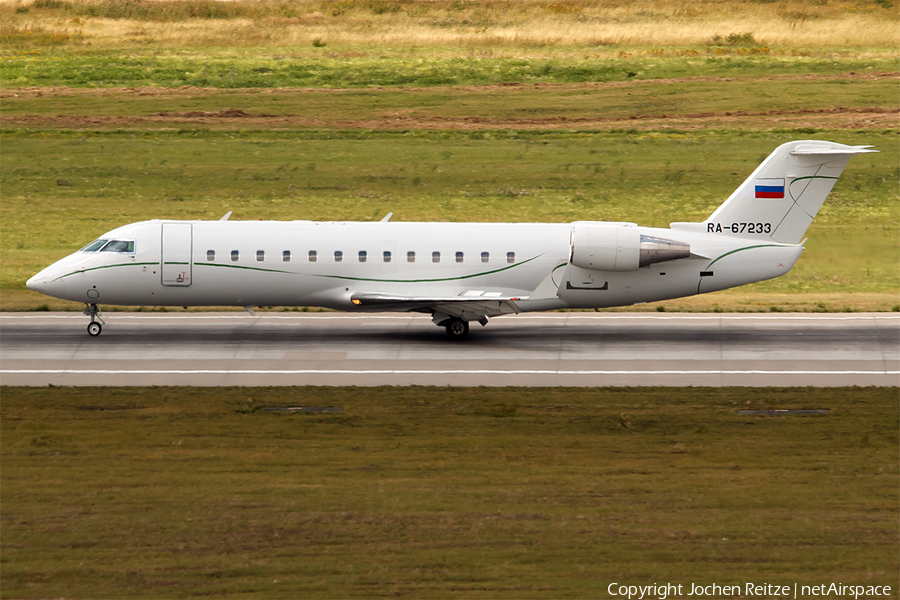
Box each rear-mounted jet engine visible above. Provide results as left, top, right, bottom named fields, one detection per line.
left=570, top=224, right=691, bottom=271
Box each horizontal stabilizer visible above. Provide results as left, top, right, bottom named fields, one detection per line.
left=791, top=143, right=876, bottom=156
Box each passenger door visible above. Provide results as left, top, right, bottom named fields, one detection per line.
left=161, top=223, right=192, bottom=286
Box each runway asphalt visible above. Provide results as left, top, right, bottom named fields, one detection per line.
left=1, top=312, right=898, bottom=387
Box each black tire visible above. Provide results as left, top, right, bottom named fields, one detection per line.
left=445, top=318, right=469, bottom=338
left=87, top=322, right=102, bottom=336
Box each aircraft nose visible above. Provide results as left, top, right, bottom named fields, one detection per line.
left=26, top=273, right=47, bottom=293
left=26, top=268, right=68, bottom=300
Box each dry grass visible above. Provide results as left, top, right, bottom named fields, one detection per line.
left=1, top=0, right=898, bottom=51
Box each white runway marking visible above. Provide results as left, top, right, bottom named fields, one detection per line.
left=4, top=369, right=898, bottom=376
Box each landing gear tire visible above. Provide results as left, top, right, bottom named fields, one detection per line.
left=445, top=318, right=469, bottom=338
left=84, top=303, right=105, bottom=336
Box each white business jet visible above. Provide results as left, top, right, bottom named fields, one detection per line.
left=27, top=140, right=874, bottom=337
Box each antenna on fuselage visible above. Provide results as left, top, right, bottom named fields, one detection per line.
left=220, top=211, right=233, bottom=222
left=380, top=212, right=393, bottom=222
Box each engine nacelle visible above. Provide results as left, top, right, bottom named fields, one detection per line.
left=570, top=224, right=690, bottom=271
left=571, top=224, right=641, bottom=271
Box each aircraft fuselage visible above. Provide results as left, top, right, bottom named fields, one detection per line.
left=27, top=219, right=801, bottom=311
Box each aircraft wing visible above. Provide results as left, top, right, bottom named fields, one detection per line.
left=349, top=291, right=523, bottom=323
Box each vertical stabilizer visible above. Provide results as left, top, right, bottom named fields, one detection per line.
left=703, top=141, right=876, bottom=244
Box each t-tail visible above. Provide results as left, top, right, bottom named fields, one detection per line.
left=690, top=141, right=876, bottom=244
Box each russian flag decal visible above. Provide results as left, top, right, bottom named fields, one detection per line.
left=755, top=178, right=785, bottom=199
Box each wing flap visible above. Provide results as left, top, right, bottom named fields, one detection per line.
left=351, top=293, right=522, bottom=305
left=349, top=292, right=522, bottom=321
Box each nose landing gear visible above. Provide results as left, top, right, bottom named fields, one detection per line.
left=84, top=303, right=105, bottom=336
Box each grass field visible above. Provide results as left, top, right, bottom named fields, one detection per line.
left=3, top=52, right=899, bottom=89
left=1, top=386, right=897, bottom=598
left=1, top=0, right=898, bottom=90
left=1, top=0, right=898, bottom=51
left=3, top=74, right=898, bottom=125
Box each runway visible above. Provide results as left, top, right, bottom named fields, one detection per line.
left=1, top=312, right=897, bottom=387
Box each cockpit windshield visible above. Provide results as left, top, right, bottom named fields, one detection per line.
left=79, top=239, right=135, bottom=253
left=80, top=239, right=108, bottom=252
left=101, top=240, right=135, bottom=253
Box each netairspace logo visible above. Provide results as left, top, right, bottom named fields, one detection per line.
left=606, top=582, right=893, bottom=599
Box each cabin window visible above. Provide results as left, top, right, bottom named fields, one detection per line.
left=256, top=250, right=265, bottom=262
left=359, top=250, right=367, bottom=263
left=456, top=251, right=464, bottom=263
left=383, top=251, right=391, bottom=263
left=80, top=239, right=108, bottom=253
left=481, top=251, right=490, bottom=263
left=432, top=251, right=441, bottom=263
left=231, top=250, right=239, bottom=262
left=101, top=240, right=135, bottom=253
left=334, top=250, right=343, bottom=263
left=207, top=250, right=215, bottom=261
left=305, top=250, right=314, bottom=263
left=507, top=251, right=516, bottom=264
left=407, top=251, right=416, bottom=263
left=284, top=250, right=292, bottom=262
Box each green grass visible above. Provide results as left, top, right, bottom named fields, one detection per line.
left=2, top=50, right=897, bottom=88
left=1, top=130, right=896, bottom=310
left=1, top=386, right=897, bottom=598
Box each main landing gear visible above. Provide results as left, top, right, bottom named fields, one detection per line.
left=84, top=303, right=105, bottom=336
left=444, top=317, right=469, bottom=338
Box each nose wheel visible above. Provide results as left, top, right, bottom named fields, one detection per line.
left=84, top=303, right=105, bottom=336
